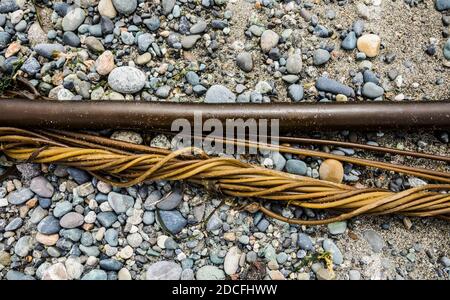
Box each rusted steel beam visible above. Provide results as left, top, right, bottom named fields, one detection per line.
left=0, top=99, right=449, bottom=131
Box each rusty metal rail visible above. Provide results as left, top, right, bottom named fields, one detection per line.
left=0, top=99, right=449, bottom=131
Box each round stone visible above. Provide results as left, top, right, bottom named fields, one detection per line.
left=112, top=0, right=137, bottom=15
left=260, top=30, right=279, bottom=52
left=319, top=159, right=344, bottom=183
left=357, top=34, right=381, bottom=58
left=108, top=66, right=146, bottom=94
left=313, top=49, right=331, bottom=65
left=59, top=212, right=84, bottom=229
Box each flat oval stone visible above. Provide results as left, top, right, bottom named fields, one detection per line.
left=38, top=216, right=61, bottom=234
left=108, top=66, right=146, bottom=94
left=59, top=212, right=84, bottom=229
left=158, top=210, right=187, bottom=234
left=7, top=188, right=34, bottom=205
left=30, top=176, right=54, bottom=198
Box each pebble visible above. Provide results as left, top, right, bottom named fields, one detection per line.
left=99, top=0, right=117, bottom=19
left=286, top=53, right=302, bottom=74
left=156, top=85, right=171, bottom=98
left=99, top=259, right=123, bottom=271
left=191, top=20, right=207, bottom=34
left=315, top=77, right=355, bottom=97
left=34, top=43, right=65, bottom=59
left=362, top=82, right=384, bottom=99
left=316, top=267, right=335, bottom=280
left=6, top=270, right=35, bottom=280
left=327, top=221, right=347, bottom=235
left=62, top=32, right=81, bottom=47
left=82, top=269, right=107, bottom=280
left=108, top=66, right=146, bottom=94
left=0, top=0, right=18, bottom=13
left=112, top=0, right=137, bottom=15
left=196, top=265, right=225, bottom=280
left=285, top=159, right=307, bottom=175
left=349, top=270, right=361, bottom=280
left=118, top=268, right=132, bottom=280
left=224, top=246, right=241, bottom=275
left=158, top=210, right=187, bottom=234
left=287, top=84, right=304, bottom=102
left=156, top=188, right=182, bottom=210
left=205, top=85, right=236, bottom=103
left=65, top=257, right=84, bottom=280
left=298, top=233, right=314, bottom=251
left=5, top=217, right=23, bottom=231
left=15, top=236, right=33, bottom=257
left=143, top=211, right=155, bottom=225
left=363, top=230, right=385, bottom=253
left=444, top=39, right=450, bottom=61
left=357, top=34, right=381, bottom=58
left=319, top=159, right=344, bottom=183
left=206, top=214, right=223, bottom=231
left=96, top=51, right=115, bottom=76
left=84, top=36, right=105, bottom=52
left=436, top=0, right=450, bottom=11
left=323, top=239, right=343, bottom=265
left=146, top=261, right=182, bottom=280
left=67, top=168, right=90, bottom=184
left=42, top=263, right=68, bottom=280
left=21, top=57, right=41, bottom=76
left=7, top=188, right=34, bottom=205
left=0, top=32, right=11, bottom=49
left=60, top=212, right=84, bottom=229
left=62, top=7, right=85, bottom=32
left=96, top=212, right=118, bottom=228
left=108, top=192, right=135, bottom=214
left=181, top=35, right=201, bottom=49
left=236, top=52, right=253, bottom=72
left=260, top=30, right=279, bottom=52
left=36, top=233, right=59, bottom=246
left=30, top=176, right=54, bottom=198
left=440, top=256, right=450, bottom=267
left=342, top=32, right=357, bottom=50
left=313, top=49, right=331, bottom=65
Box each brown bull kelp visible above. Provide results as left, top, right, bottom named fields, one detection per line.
left=0, top=127, right=449, bottom=225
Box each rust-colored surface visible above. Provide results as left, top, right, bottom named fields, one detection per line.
left=0, top=99, right=449, bottom=131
